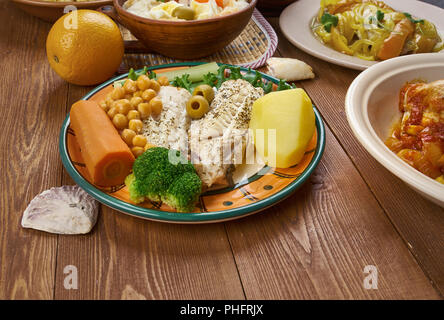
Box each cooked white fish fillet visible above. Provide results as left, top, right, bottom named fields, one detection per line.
left=191, top=79, right=263, bottom=139
left=267, top=57, right=315, bottom=81
left=189, top=79, right=264, bottom=188
left=142, top=86, right=191, bottom=154
left=231, top=130, right=266, bottom=185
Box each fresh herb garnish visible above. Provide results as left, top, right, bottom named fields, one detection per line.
left=376, top=10, right=384, bottom=22
left=202, top=72, right=218, bottom=87
left=277, top=79, right=297, bottom=91
left=201, top=64, right=229, bottom=90
left=403, top=12, right=424, bottom=24
left=128, top=68, right=137, bottom=81
left=245, top=70, right=264, bottom=88
left=148, top=70, right=157, bottom=80
left=369, top=10, right=385, bottom=27
left=128, top=66, right=149, bottom=81
left=172, top=74, right=193, bottom=92
left=227, top=66, right=243, bottom=80
left=320, top=13, right=338, bottom=32
left=115, top=66, right=154, bottom=87
left=175, top=65, right=296, bottom=94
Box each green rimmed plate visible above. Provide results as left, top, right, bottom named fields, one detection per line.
left=59, top=62, right=325, bottom=223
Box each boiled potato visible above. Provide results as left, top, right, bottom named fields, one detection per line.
left=249, top=88, right=315, bottom=168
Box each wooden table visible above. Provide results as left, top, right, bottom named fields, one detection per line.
left=1, top=1, right=443, bottom=300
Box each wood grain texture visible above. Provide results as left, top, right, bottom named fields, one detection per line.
left=266, top=18, right=444, bottom=296
left=0, top=2, right=68, bottom=299
left=226, top=127, right=440, bottom=299
left=54, top=204, right=246, bottom=299
left=55, top=209, right=246, bottom=299
left=1, top=3, right=443, bottom=300
left=53, top=87, right=245, bottom=300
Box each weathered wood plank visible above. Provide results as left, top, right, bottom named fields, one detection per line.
left=0, top=3, right=67, bottom=299
left=226, top=127, right=440, bottom=299
left=267, top=18, right=444, bottom=295
left=53, top=85, right=245, bottom=300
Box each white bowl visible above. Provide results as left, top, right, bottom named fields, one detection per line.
left=345, top=53, right=444, bottom=208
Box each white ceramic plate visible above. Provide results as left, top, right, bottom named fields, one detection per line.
left=280, top=0, right=444, bottom=70
left=345, top=53, right=444, bottom=207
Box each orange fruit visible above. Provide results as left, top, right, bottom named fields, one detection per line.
left=46, top=10, right=124, bottom=86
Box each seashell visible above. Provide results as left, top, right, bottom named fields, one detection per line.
left=21, top=185, right=99, bottom=235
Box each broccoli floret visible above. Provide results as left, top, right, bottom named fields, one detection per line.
left=125, top=173, right=145, bottom=204
left=133, top=147, right=170, bottom=180
left=163, top=172, right=202, bottom=213
left=126, top=147, right=202, bottom=212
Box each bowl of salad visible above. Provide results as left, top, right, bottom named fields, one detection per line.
left=102, top=0, right=257, bottom=59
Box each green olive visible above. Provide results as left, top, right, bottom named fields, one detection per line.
left=186, top=96, right=210, bottom=119
left=192, top=84, right=215, bottom=103
left=172, top=6, right=195, bottom=20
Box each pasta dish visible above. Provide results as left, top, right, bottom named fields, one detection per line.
left=312, top=0, right=443, bottom=61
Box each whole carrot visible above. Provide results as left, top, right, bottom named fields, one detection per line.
left=70, top=100, right=135, bottom=187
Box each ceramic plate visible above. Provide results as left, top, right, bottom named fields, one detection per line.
left=279, top=0, right=444, bottom=70
left=345, top=53, right=444, bottom=207
left=59, top=62, right=326, bottom=223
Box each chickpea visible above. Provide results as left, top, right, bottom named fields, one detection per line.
left=99, top=101, right=109, bottom=112
left=132, top=135, right=147, bottom=147
left=136, top=75, right=152, bottom=91
left=107, top=107, right=118, bottom=119
left=151, top=80, right=161, bottom=93
left=124, top=79, right=138, bottom=94
left=142, top=89, right=156, bottom=102
left=111, top=86, right=125, bottom=100
left=127, top=110, right=141, bottom=121
left=133, top=91, right=143, bottom=98
left=131, top=146, right=145, bottom=158
left=116, top=99, right=131, bottom=115
left=149, top=97, right=163, bottom=117
left=137, top=102, right=151, bottom=120
left=105, top=95, right=114, bottom=108
left=157, top=75, right=170, bottom=86
left=130, top=96, right=143, bottom=109
left=112, top=114, right=128, bottom=130
left=128, top=119, right=143, bottom=133
left=121, top=129, right=136, bottom=146
left=110, top=100, right=119, bottom=109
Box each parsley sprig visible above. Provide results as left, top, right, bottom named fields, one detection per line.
left=172, top=74, right=193, bottom=92
left=369, top=10, right=385, bottom=25
left=114, top=66, right=156, bottom=87
left=128, top=66, right=149, bottom=81
left=403, top=12, right=425, bottom=24
left=199, top=65, right=295, bottom=94
left=320, top=13, right=338, bottom=32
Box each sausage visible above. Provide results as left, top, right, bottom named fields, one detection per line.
left=377, top=18, right=415, bottom=60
